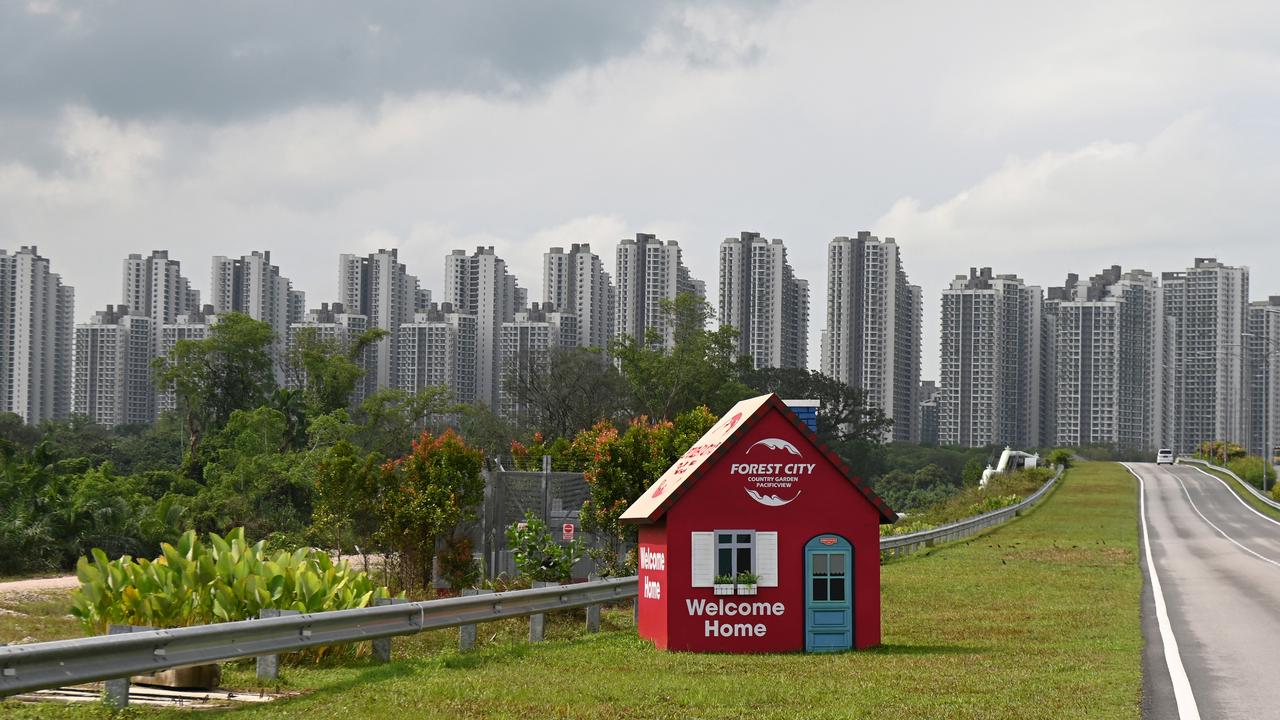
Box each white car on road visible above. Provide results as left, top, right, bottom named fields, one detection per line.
left=1156, top=449, right=1175, bottom=465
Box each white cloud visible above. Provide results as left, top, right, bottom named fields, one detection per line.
left=2, top=0, right=1280, bottom=382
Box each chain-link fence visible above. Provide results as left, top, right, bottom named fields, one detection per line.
left=475, top=468, right=596, bottom=579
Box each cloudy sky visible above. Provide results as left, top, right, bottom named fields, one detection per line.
left=4, top=0, right=1279, bottom=379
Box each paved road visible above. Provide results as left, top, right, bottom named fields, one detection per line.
left=1127, top=462, right=1280, bottom=720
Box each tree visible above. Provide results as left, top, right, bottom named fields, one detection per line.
left=189, top=407, right=314, bottom=543
left=871, top=463, right=959, bottom=512
left=503, top=347, right=628, bottom=439
left=152, top=313, right=277, bottom=457
left=0, top=412, right=42, bottom=450
left=375, top=429, right=485, bottom=590
left=745, top=368, right=893, bottom=446
left=961, top=459, right=985, bottom=487
left=574, top=407, right=717, bottom=575
left=309, top=438, right=381, bottom=567
left=36, top=415, right=114, bottom=466
left=288, top=327, right=388, bottom=414
left=611, top=293, right=754, bottom=420
left=352, top=387, right=454, bottom=456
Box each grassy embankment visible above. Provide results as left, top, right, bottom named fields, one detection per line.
left=2, top=463, right=1142, bottom=720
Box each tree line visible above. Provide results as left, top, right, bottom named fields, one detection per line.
left=1, top=292, right=954, bottom=586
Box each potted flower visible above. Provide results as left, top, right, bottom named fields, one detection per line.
left=735, top=571, right=759, bottom=596
left=713, top=574, right=736, bottom=596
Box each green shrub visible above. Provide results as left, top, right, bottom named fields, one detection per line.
left=70, top=527, right=395, bottom=635
left=505, top=511, right=584, bottom=583
left=438, top=534, right=481, bottom=591
left=1225, top=456, right=1276, bottom=490
left=880, top=467, right=1053, bottom=537
left=1047, top=448, right=1073, bottom=468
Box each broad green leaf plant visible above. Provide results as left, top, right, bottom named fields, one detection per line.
left=70, top=527, right=396, bottom=635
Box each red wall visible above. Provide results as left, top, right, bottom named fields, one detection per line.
left=636, top=407, right=882, bottom=653
left=637, top=525, right=668, bottom=648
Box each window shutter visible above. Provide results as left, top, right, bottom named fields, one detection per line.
left=756, top=532, right=778, bottom=587
left=691, top=532, right=714, bottom=587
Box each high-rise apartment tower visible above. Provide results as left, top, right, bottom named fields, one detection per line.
left=1051, top=267, right=1167, bottom=451
left=0, top=246, right=74, bottom=424
left=614, top=234, right=703, bottom=349
left=543, top=244, right=614, bottom=350
left=938, top=267, right=1043, bottom=448
left=820, top=233, right=921, bottom=442
left=74, top=305, right=154, bottom=427
left=719, top=232, right=809, bottom=370
left=337, top=249, right=420, bottom=390
left=1162, top=258, right=1249, bottom=453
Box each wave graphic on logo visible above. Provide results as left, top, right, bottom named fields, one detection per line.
left=746, top=438, right=802, bottom=456
left=746, top=488, right=801, bottom=507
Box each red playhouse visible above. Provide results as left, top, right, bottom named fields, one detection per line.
left=620, top=393, right=897, bottom=653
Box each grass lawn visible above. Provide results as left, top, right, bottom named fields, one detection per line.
left=2, top=462, right=1142, bottom=719
left=0, top=591, right=82, bottom=646
left=1182, top=462, right=1280, bottom=522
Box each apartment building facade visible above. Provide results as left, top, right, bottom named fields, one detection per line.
left=337, top=249, right=420, bottom=391
left=1162, top=258, right=1250, bottom=453
left=0, top=246, right=74, bottom=424
left=396, top=303, right=478, bottom=406
left=444, top=247, right=524, bottom=408
left=498, top=303, right=578, bottom=421
left=543, top=243, right=614, bottom=350
left=938, top=267, right=1043, bottom=448
left=73, top=305, right=154, bottom=427
left=1246, top=297, right=1280, bottom=460
left=820, top=233, right=921, bottom=442
left=615, top=234, right=703, bottom=350
left=718, top=232, right=810, bottom=370
left=1051, top=267, right=1167, bottom=451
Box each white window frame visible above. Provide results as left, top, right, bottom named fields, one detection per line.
left=691, top=530, right=778, bottom=588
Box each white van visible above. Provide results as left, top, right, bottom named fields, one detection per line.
left=1155, top=449, right=1174, bottom=465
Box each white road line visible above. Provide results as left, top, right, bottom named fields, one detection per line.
left=1184, top=466, right=1280, bottom=528
left=1121, top=463, right=1201, bottom=720
left=1171, top=472, right=1280, bottom=569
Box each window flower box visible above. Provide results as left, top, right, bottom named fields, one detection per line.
left=713, top=575, right=736, bottom=596
left=735, top=571, right=759, bottom=596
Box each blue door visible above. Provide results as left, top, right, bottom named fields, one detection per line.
left=804, top=535, right=852, bottom=652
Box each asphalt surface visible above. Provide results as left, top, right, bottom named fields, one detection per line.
left=1128, top=462, right=1280, bottom=720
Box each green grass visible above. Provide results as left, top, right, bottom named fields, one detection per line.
left=0, top=590, right=82, bottom=645
left=1183, top=462, right=1280, bottom=522
left=2, top=463, right=1142, bottom=719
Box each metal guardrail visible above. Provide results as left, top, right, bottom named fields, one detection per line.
left=0, top=576, right=637, bottom=698
left=879, top=465, right=1064, bottom=558
left=1177, top=457, right=1280, bottom=511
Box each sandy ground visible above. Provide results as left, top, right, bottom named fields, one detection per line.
left=0, top=575, right=78, bottom=597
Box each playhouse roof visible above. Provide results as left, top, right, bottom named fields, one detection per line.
left=619, top=393, right=898, bottom=525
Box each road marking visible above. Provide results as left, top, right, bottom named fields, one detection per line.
left=1171, top=471, right=1280, bottom=569
left=1121, top=463, right=1201, bottom=720
left=1184, top=466, right=1280, bottom=528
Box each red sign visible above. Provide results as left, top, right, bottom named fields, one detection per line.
left=562, top=523, right=575, bottom=541
left=820, top=537, right=837, bottom=546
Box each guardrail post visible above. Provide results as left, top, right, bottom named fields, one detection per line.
left=458, top=589, right=487, bottom=651
left=256, top=609, right=300, bottom=680
left=103, top=624, right=148, bottom=708
left=372, top=598, right=412, bottom=663
left=585, top=574, right=601, bottom=633
left=530, top=581, right=556, bottom=642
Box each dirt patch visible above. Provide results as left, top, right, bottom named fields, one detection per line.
left=0, top=575, right=78, bottom=596
left=1004, top=546, right=1134, bottom=567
